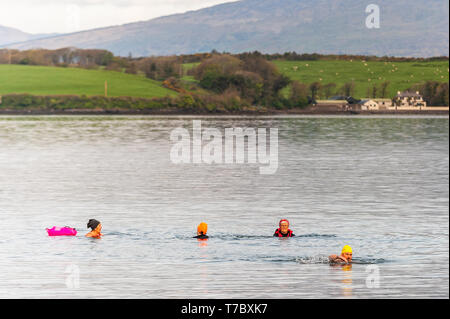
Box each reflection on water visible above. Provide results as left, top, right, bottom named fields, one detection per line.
left=340, top=264, right=354, bottom=297
left=0, top=115, right=448, bottom=298
left=197, top=238, right=209, bottom=248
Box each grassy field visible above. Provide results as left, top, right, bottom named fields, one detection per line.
left=181, top=63, right=199, bottom=83
left=0, top=64, right=177, bottom=98
left=2, top=61, right=448, bottom=101
left=182, top=60, right=449, bottom=99
left=273, top=60, right=449, bottom=98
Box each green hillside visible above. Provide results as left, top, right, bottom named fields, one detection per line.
left=0, top=64, right=176, bottom=98
left=2, top=61, right=448, bottom=103
left=274, top=60, right=449, bottom=98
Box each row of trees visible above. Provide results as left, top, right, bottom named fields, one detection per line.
left=0, top=48, right=186, bottom=83
left=290, top=81, right=359, bottom=101
left=301, top=80, right=448, bottom=105
left=409, top=81, right=449, bottom=106
left=135, top=56, right=183, bottom=80
left=304, top=81, right=358, bottom=100
left=233, top=51, right=449, bottom=63
left=3, top=48, right=447, bottom=71
left=0, top=48, right=118, bottom=67
left=0, top=93, right=250, bottom=113
left=366, top=81, right=391, bottom=99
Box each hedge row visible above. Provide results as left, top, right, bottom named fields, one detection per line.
left=0, top=93, right=261, bottom=113
left=0, top=94, right=176, bottom=110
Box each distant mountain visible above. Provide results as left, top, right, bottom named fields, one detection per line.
left=0, top=25, right=58, bottom=46
left=2, top=0, right=449, bottom=57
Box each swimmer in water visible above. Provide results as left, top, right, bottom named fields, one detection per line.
left=329, top=245, right=353, bottom=264
left=193, top=222, right=209, bottom=239
left=86, top=219, right=103, bottom=239
left=273, top=219, right=295, bottom=237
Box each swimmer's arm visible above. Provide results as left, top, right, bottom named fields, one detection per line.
left=337, top=255, right=348, bottom=263
left=329, top=255, right=338, bottom=262
left=329, top=255, right=348, bottom=263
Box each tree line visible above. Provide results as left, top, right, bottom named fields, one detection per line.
left=2, top=48, right=448, bottom=68
left=0, top=48, right=117, bottom=68
left=409, top=81, right=449, bottom=106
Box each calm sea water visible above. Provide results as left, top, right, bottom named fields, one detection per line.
left=0, top=115, right=448, bottom=299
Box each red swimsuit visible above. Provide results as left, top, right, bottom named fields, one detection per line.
left=273, top=228, right=295, bottom=237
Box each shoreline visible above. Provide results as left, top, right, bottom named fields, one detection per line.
left=0, top=108, right=448, bottom=116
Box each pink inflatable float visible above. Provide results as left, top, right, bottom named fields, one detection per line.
left=47, top=227, right=77, bottom=237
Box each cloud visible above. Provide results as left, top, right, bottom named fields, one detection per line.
left=0, top=0, right=238, bottom=34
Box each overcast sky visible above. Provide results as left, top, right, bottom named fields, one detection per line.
left=0, top=0, right=238, bottom=34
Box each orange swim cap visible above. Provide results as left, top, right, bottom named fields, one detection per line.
left=197, top=223, right=208, bottom=235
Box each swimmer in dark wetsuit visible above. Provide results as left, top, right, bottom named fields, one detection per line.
left=273, top=219, right=295, bottom=237
left=193, top=222, right=209, bottom=239
left=86, top=219, right=103, bottom=239
left=329, top=245, right=353, bottom=264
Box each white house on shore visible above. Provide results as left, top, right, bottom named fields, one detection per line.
left=357, top=91, right=430, bottom=111
left=393, top=91, right=427, bottom=107
left=358, top=99, right=380, bottom=110
left=372, top=98, right=394, bottom=108
left=357, top=98, right=394, bottom=110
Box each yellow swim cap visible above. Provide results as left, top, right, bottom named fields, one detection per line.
left=197, top=223, right=208, bottom=235
left=342, top=245, right=353, bottom=254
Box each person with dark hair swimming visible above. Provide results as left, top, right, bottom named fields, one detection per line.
left=273, top=219, right=295, bottom=237
left=329, top=245, right=353, bottom=264
left=86, top=219, right=103, bottom=239
left=194, top=222, right=209, bottom=239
